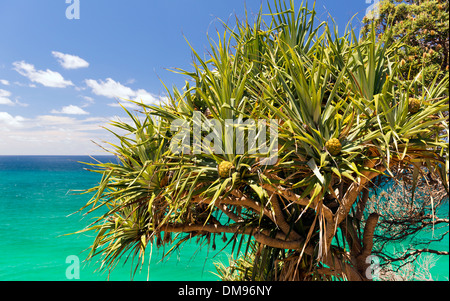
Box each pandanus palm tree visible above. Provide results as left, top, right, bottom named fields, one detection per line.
left=76, top=0, right=449, bottom=280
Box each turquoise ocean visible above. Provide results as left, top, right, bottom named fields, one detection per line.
left=0, top=156, right=448, bottom=281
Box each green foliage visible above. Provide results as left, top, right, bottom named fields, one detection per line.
left=73, top=0, right=449, bottom=280
left=362, top=0, right=449, bottom=86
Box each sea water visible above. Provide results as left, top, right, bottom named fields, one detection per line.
left=0, top=156, right=447, bottom=281
left=0, top=156, right=231, bottom=281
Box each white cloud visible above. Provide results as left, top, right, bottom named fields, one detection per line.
left=81, top=95, right=94, bottom=103
left=85, top=78, right=165, bottom=107
left=0, top=111, right=138, bottom=155
left=12, top=81, right=36, bottom=88
left=0, top=90, right=28, bottom=107
left=13, top=61, right=74, bottom=88
left=85, top=78, right=136, bottom=99
left=0, top=112, right=25, bottom=127
left=52, top=51, right=89, bottom=69
left=51, top=105, right=89, bottom=115
left=0, top=89, right=14, bottom=106
left=0, top=79, right=10, bottom=86
left=14, top=98, right=29, bottom=107
left=134, top=89, right=164, bottom=104
left=108, top=101, right=140, bottom=109
left=36, top=115, right=76, bottom=125
left=0, top=114, right=114, bottom=155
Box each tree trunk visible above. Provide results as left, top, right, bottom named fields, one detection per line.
left=356, top=213, right=380, bottom=280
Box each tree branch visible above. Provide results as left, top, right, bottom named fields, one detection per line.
left=262, top=183, right=311, bottom=206
left=270, top=194, right=302, bottom=240
left=215, top=203, right=243, bottom=223
left=161, top=223, right=311, bottom=252
left=382, top=248, right=449, bottom=265
left=325, top=161, right=386, bottom=254
left=355, top=187, right=370, bottom=221
left=355, top=213, right=380, bottom=280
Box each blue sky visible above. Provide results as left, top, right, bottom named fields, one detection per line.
left=0, top=0, right=371, bottom=155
